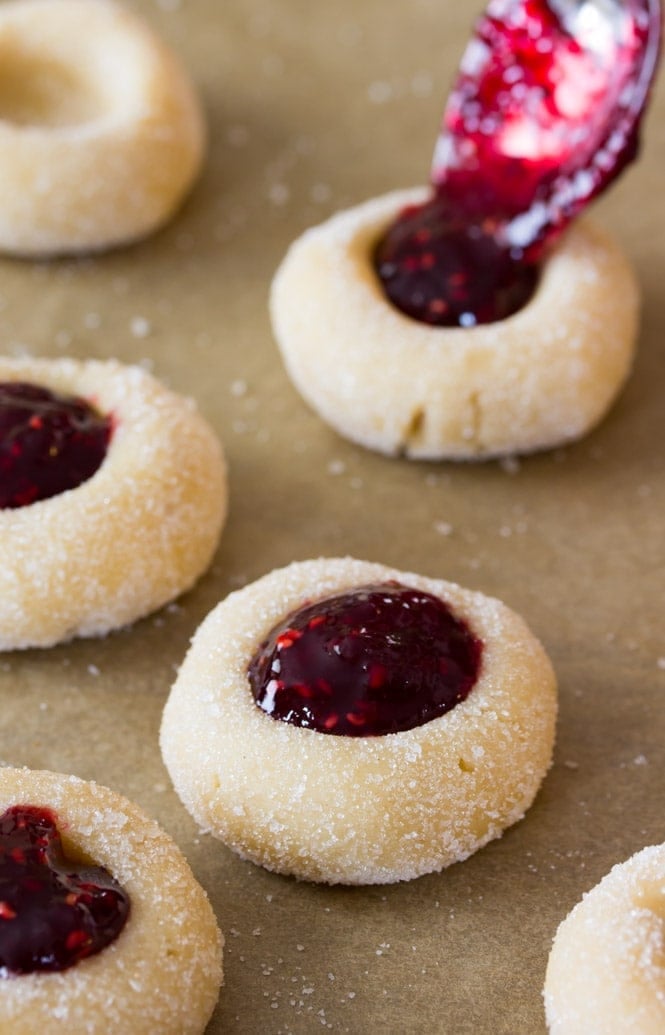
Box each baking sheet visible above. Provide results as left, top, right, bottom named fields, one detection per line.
left=1, top=1, right=664, bottom=1031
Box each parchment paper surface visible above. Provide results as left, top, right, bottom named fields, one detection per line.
left=1, top=2, right=663, bottom=1032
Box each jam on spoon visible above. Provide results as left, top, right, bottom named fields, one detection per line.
left=0, top=382, right=112, bottom=509
left=375, top=0, right=662, bottom=327
left=248, top=582, right=482, bottom=736
left=0, top=805, right=129, bottom=975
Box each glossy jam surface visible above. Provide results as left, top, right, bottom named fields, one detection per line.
left=0, top=805, right=130, bottom=975
left=374, top=195, right=539, bottom=327
left=376, top=0, right=661, bottom=326
left=248, top=582, right=483, bottom=736
left=0, top=382, right=112, bottom=509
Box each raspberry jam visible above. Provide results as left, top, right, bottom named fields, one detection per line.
left=376, top=0, right=661, bottom=326
left=373, top=195, right=539, bottom=327
left=0, top=382, right=112, bottom=509
left=0, top=805, right=129, bottom=975
left=248, top=582, right=483, bottom=736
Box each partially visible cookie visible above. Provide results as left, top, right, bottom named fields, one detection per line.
left=0, top=0, right=205, bottom=256
left=161, top=557, right=557, bottom=885
left=0, top=767, right=223, bottom=1034
left=270, top=188, right=638, bottom=459
left=0, top=356, right=227, bottom=649
left=544, top=844, right=665, bottom=1035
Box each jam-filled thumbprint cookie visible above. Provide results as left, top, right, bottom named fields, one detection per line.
left=544, top=843, right=665, bottom=1035
left=0, top=357, right=226, bottom=649
left=271, top=0, right=661, bottom=459
left=160, top=558, right=557, bottom=885
left=0, top=0, right=205, bottom=256
left=0, top=767, right=223, bottom=1034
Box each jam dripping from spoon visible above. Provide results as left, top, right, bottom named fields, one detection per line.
left=375, top=0, right=662, bottom=327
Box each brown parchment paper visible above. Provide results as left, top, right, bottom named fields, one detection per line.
left=1, top=1, right=664, bottom=1032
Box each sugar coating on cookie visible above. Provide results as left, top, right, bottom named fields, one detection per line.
left=0, top=0, right=205, bottom=256
left=160, top=557, right=557, bottom=885
left=544, top=843, right=665, bottom=1035
left=0, top=356, right=227, bottom=649
left=270, top=188, right=639, bottom=459
left=0, top=767, right=223, bottom=1035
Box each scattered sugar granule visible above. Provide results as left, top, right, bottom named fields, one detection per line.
left=227, top=125, right=250, bottom=147
left=368, top=80, right=393, bottom=103
left=230, top=379, right=248, bottom=397
left=269, top=183, right=290, bottom=206
left=411, top=72, right=433, bottom=96
left=657, top=657, right=665, bottom=670
left=311, top=183, right=332, bottom=204
left=54, top=330, right=73, bottom=349
left=338, top=22, right=362, bottom=46
left=499, top=455, right=521, bottom=475
left=130, top=315, right=152, bottom=339
left=434, top=521, right=453, bottom=536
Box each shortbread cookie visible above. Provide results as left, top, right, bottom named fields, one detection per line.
left=544, top=844, right=665, bottom=1035
left=270, top=188, right=638, bottom=459
left=160, top=557, right=557, bottom=885
left=0, top=767, right=223, bottom=1035
left=0, top=0, right=205, bottom=256
left=0, top=356, right=226, bottom=649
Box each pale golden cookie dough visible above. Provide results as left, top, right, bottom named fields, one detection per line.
left=160, top=557, right=557, bottom=885
left=0, top=0, right=205, bottom=256
left=270, top=188, right=639, bottom=459
left=0, top=767, right=223, bottom=1035
left=0, top=356, right=227, bottom=649
left=544, top=844, right=665, bottom=1035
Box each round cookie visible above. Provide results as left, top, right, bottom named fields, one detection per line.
left=0, top=356, right=226, bottom=649
left=0, top=0, right=205, bottom=256
left=270, top=188, right=639, bottom=459
left=544, top=844, right=665, bottom=1035
left=160, top=557, right=557, bottom=885
left=0, top=766, right=223, bottom=1035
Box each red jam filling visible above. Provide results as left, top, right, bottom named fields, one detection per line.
left=0, top=805, right=129, bottom=975
left=248, top=582, right=483, bottom=737
left=375, top=0, right=661, bottom=326
left=0, top=382, right=112, bottom=509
